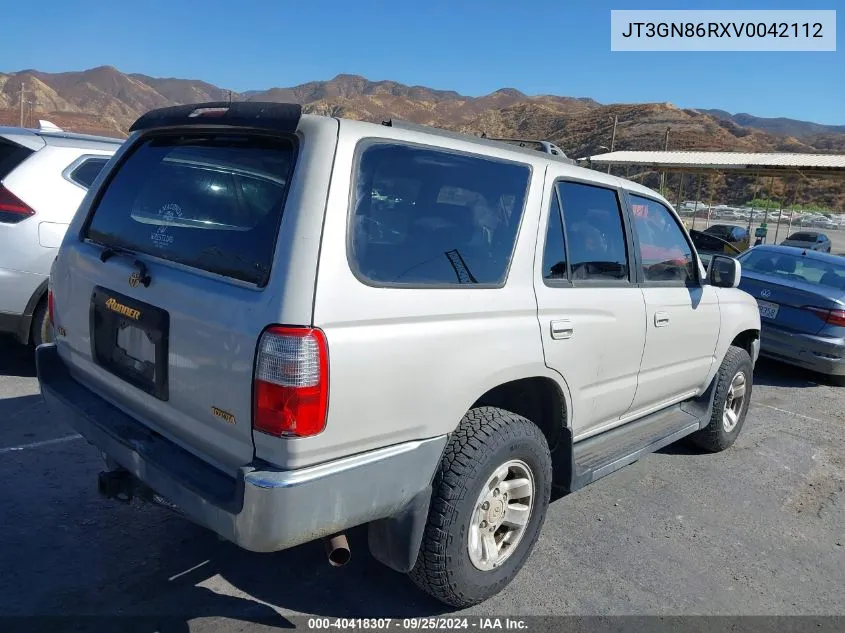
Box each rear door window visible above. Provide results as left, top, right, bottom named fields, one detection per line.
left=85, top=134, right=296, bottom=286
left=350, top=142, right=530, bottom=286
left=557, top=181, right=629, bottom=281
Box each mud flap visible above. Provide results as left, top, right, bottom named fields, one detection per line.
left=367, top=485, right=431, bottom=573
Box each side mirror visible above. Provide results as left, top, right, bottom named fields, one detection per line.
left=708, top=255, right=741, bottom=288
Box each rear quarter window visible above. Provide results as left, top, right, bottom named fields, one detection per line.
left=66, top=156, right=110, bottom=188
left=84, top=133, right=296, bottom=286
left=349, top=142, right=530, bottom=286
left=0, top=138, right=34, bottom=179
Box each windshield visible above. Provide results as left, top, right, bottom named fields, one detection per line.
left=739, top=249, right=845, bottom=290
left=85, top=133, right=296, bottom=286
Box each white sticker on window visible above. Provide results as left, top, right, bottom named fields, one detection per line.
left=150, top=203, right=182, bottom=248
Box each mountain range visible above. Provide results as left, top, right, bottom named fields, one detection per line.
left=1, top=66, right=843, bottom=210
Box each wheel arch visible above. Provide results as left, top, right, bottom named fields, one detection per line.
left=730, top=328, right=760, bottom=366
left=470, top=375, right=569, bottom=453
left=16, top=278, right=49, bottom=344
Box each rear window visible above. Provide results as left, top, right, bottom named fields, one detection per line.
left=704, top=225, right=735, bottom=240
left=85, top=134, right=296, bottom=286
left=786, top=232, right=817, bottom=242
left=739, top=249, right=845, bottom=289
left=0, top=138, right=34, bottom=180
left=350, top=142, right=530, bottom=286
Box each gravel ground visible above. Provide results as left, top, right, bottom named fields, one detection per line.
left=1, top=335, right=843, bottom=632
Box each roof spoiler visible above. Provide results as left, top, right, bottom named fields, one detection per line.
left=129, top=102, right=302, bottom=133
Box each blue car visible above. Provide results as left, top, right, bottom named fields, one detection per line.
left=736, top=245, right=845, bottom=383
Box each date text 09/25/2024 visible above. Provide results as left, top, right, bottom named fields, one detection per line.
left=307, top=618, right=528, bottom=630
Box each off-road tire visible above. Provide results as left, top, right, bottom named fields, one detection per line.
left=690, top=345, right=753, bottom=452
left=408, top=406, right=552, bottom=608
left=31, top=299, right=53, bottom=348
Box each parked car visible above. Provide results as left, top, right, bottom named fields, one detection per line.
left=689, top=229, right=741, bottom=268
left=737, top=245, right=844, bottom=383
left=0, top=123, right=120, bottom=345
left=702, top=223, right=751, bottom=253
left=780, top=231, right=832, bottom=253
left=37, top=102, right=761, bottom=608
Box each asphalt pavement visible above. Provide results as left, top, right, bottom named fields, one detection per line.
left=1, top=335, right=843, bottom=632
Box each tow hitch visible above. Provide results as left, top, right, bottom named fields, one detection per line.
left=97, top=469, right=179, bottom=514
left=98, top=469, right=134, bottom=502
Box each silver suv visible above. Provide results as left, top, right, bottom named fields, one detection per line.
left=37, top=102, right=761, bottom=608
left=0, top=123, right=120, bottom=345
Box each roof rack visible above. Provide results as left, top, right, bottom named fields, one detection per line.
left=381, top=118, right=575, bottom=164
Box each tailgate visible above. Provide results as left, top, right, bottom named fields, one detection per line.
left=51, top=129, right=298, bottom=474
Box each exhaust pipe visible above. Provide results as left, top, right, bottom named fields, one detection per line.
left=324, top=533, right=351, bottom=567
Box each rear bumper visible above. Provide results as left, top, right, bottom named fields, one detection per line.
left=36, top=343, right=446, bottom=552
left=759, top=325, right=845, bottom=376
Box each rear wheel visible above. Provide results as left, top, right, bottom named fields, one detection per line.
left=409, top=406, right=551, bottom=608
left=691, top=346, right=752, bottom=452
left=31, top=299, right=53, bottom=347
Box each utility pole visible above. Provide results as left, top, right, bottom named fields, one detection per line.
left=227, top=90, right=232, bottom=104
left=659, top=127, right=670, bottom=194
left=607, top=115, right=618, bottom=174
left=19, top=81, right=26, bottom=128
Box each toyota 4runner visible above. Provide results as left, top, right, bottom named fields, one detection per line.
left=37, top=102, right=761, bottom=608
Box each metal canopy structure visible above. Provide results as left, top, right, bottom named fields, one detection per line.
left=584, top=151, right=845, bottom=178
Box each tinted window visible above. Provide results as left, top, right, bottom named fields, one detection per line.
left=85, top=134, right=295, bottom=286
left=557, top=182, right=628, bottom=281
left=787, top=232, right=817, bottom=241
left=542, top=192, right=567, bottom=281
left=350, top=143, right=530, bottom=286
left=704, top=225, right=735, bottom=240
left=630, top=195, right=697, bottom=283
left=0, top=139, right=33, bottom=179
left=69, top=157, right=110, bottom=188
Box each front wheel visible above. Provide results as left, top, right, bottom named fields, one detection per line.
left=690, top=346, right=753, bottom=452
left=409, top=407, right=551, bottom=608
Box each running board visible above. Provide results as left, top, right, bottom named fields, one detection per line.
left=569, top=405, right=702, bottom=491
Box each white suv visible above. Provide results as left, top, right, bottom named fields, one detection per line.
left=0, top=122, right=120, bottom=345
left=38, top=103, right=761, bottom=608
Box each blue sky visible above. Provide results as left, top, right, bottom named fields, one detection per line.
left=3, top=0, right=842, bottom=124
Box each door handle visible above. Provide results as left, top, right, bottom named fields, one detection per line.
left=654, top=311, right=670, bottom=327
left=550, top=319, right=574, bottom=340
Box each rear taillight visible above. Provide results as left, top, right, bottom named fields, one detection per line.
left=253, top=326, right=328, bottom=438
left=805, top=306, right=845, bottom=327
left=0, top=185, right=35, bottom=223
left=48, top=289, right=54, bottom=326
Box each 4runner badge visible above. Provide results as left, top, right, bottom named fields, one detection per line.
left=104, top=298, right=141, bottom=321
left=212, top=407, right=236, bottom=425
